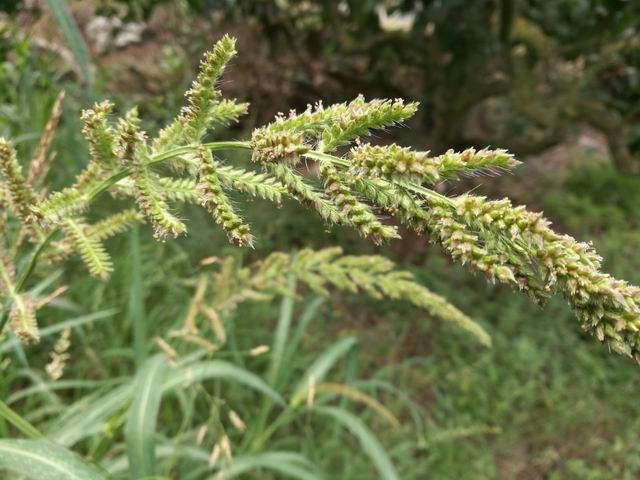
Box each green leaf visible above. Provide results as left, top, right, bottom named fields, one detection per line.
left=0, top=400, right=44, bottom=439
left=219, top=452, right=322, bottom=480
left=163, top=360, right=285, bottom=406
left=44, top=0, right=94, bottom=92
left=314, top=406, right=399, bottom=480
left=291, top=336, right=358, bottom=403
left=129, top=224, right=147, bottom=367
left=280, top=296, right=325, bottom=387
left=125, top=355, right=168, bottom=479
left=51, top=384, right=133, bottom=447
left=0, top=439, right=106, bottom=480
left=268, top=274, right=296, bottom=387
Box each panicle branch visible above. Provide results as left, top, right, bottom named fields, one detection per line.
left=0, top=139, right=39, bottom=224
left=3, top=34, right=640, bottom=363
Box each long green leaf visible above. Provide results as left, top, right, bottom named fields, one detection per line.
left=51, top=360, right=283, bottom=448
left=218, top=452, right=322, bottom=480
left=285, top=296, right=325, bottom=361
left=125, top=354, right=168, bottom=479
left=0, top=439, right=106, bottom=480
left=163, top=360, right=285, bottom=406
left=129, top=224, right=147, bottom=368
left=268, top=274, right=297, bottom=387
left=314, top=406, right=399, bottom=480
left=50, top=384, right=133, bottom=446
left=0, top=400, right=44, bottom=439
left=291, top=336, right=358, bottom=403
left=44, top=0, right=95, bottom=91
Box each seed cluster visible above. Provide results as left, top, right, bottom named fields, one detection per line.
left=349, top=144, right=519, bottom=185
left=2, top=34, right=640, bottom=362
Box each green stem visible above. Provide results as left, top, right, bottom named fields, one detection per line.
left=0, top=399, right=45, bottom=439
left=129, top=224, right=146, bottom=369
left=15, top=229, right=59, bottom=293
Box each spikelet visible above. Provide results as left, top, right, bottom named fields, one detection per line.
left=250, top=127, right=309, bottom=165
left=44, top=210, right=143, bottom=264
left=200, top=247, right=489, bottom=346
left=0, top=250, right=12, bottom=298
left=318, top=96, right=418, bottom=152
left=452, top=194, right=640, bottom=358
left=131, top=167, right=186, bottom=239
left=249, top=95, right=417, bottom=163
left=319, top=162, right=398, bottom=243
left=216, top=166, right=287, bottom=203
left=152, top=119, right=185, bottom=155
left=197, top=147, right=253, bottom=247
left=36, top=187, right=89, bottom=225
left=155, top=177, right=200, bottom=203
left=151, top=39, right=246, bottom=157
left=180, top=34, right=237, bottom=142
left=0, top=183, right=8, bottom=232
left=153, top=101, right=247, bottom=155
left=63, top=219, right=113, bottom=280
left=436, top=148, right=519, bottom=180
left=76, top=100, right=118, bottom=191
left=87, top=209, right=144, bottom=241
left=82, top=100, right=117, bottom=166
left=0, top=138, right=39, bottom=223
left=265, top=162, right=346, bottom=225
left=266, top=101, right=341, bottom=135
left=28, top=90, right=65, bottom=187
left=0, top=250, right=39, bottom=342
left=423, top=202, right=519, bottom=286
left=305, top=249, right=490, bottom=345
left=386, top=277, right=492, bottom=347
left=349, top=143, right=519, bottom=185
left=9, top=295, right=39, bottom=343
left=208, top=99, right=249, bottom=127
left=118, top=109, right=186, bottom=239
left=114, top=108, right=145, bottom=162
left=45, top=328, right=71, bottom=380
left=349, top=143, right=431, bottom=184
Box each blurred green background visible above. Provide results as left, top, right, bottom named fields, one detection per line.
left=1, top=1, right=640, bottom=479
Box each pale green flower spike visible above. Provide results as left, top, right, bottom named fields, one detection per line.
left=1, top=35, right=639, bottom=362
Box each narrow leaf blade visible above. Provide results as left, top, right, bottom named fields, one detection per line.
left=125, top=354, right=168, bottom=479
left=0, top=439, right=106, bottom=480
left=314, top=406, right=399, bottom=480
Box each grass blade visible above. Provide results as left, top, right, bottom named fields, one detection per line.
left=128, top=224, right=147, bottom=368
left=43, top=0, right=94, bottom=91
left=125, top=354, right=168, bottom=479
left=280, top=296, right=325, bottom=386
left=268, top=274, right=297, bottom=387
left=219, top=452, right=322, bottom=480
left=0, top=439, right=106, bottom=480
left=164, top=360, right=285, bottom=406
left=0, top=400, right=44, bottom=439
left=50, top=384, right=133, bottom=447
left=314, top=406, right=399, bottom=480
left=291, top=336, right=358, bottom=403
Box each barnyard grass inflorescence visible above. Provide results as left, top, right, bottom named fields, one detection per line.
left=1, top=34, right=639, bottom=362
